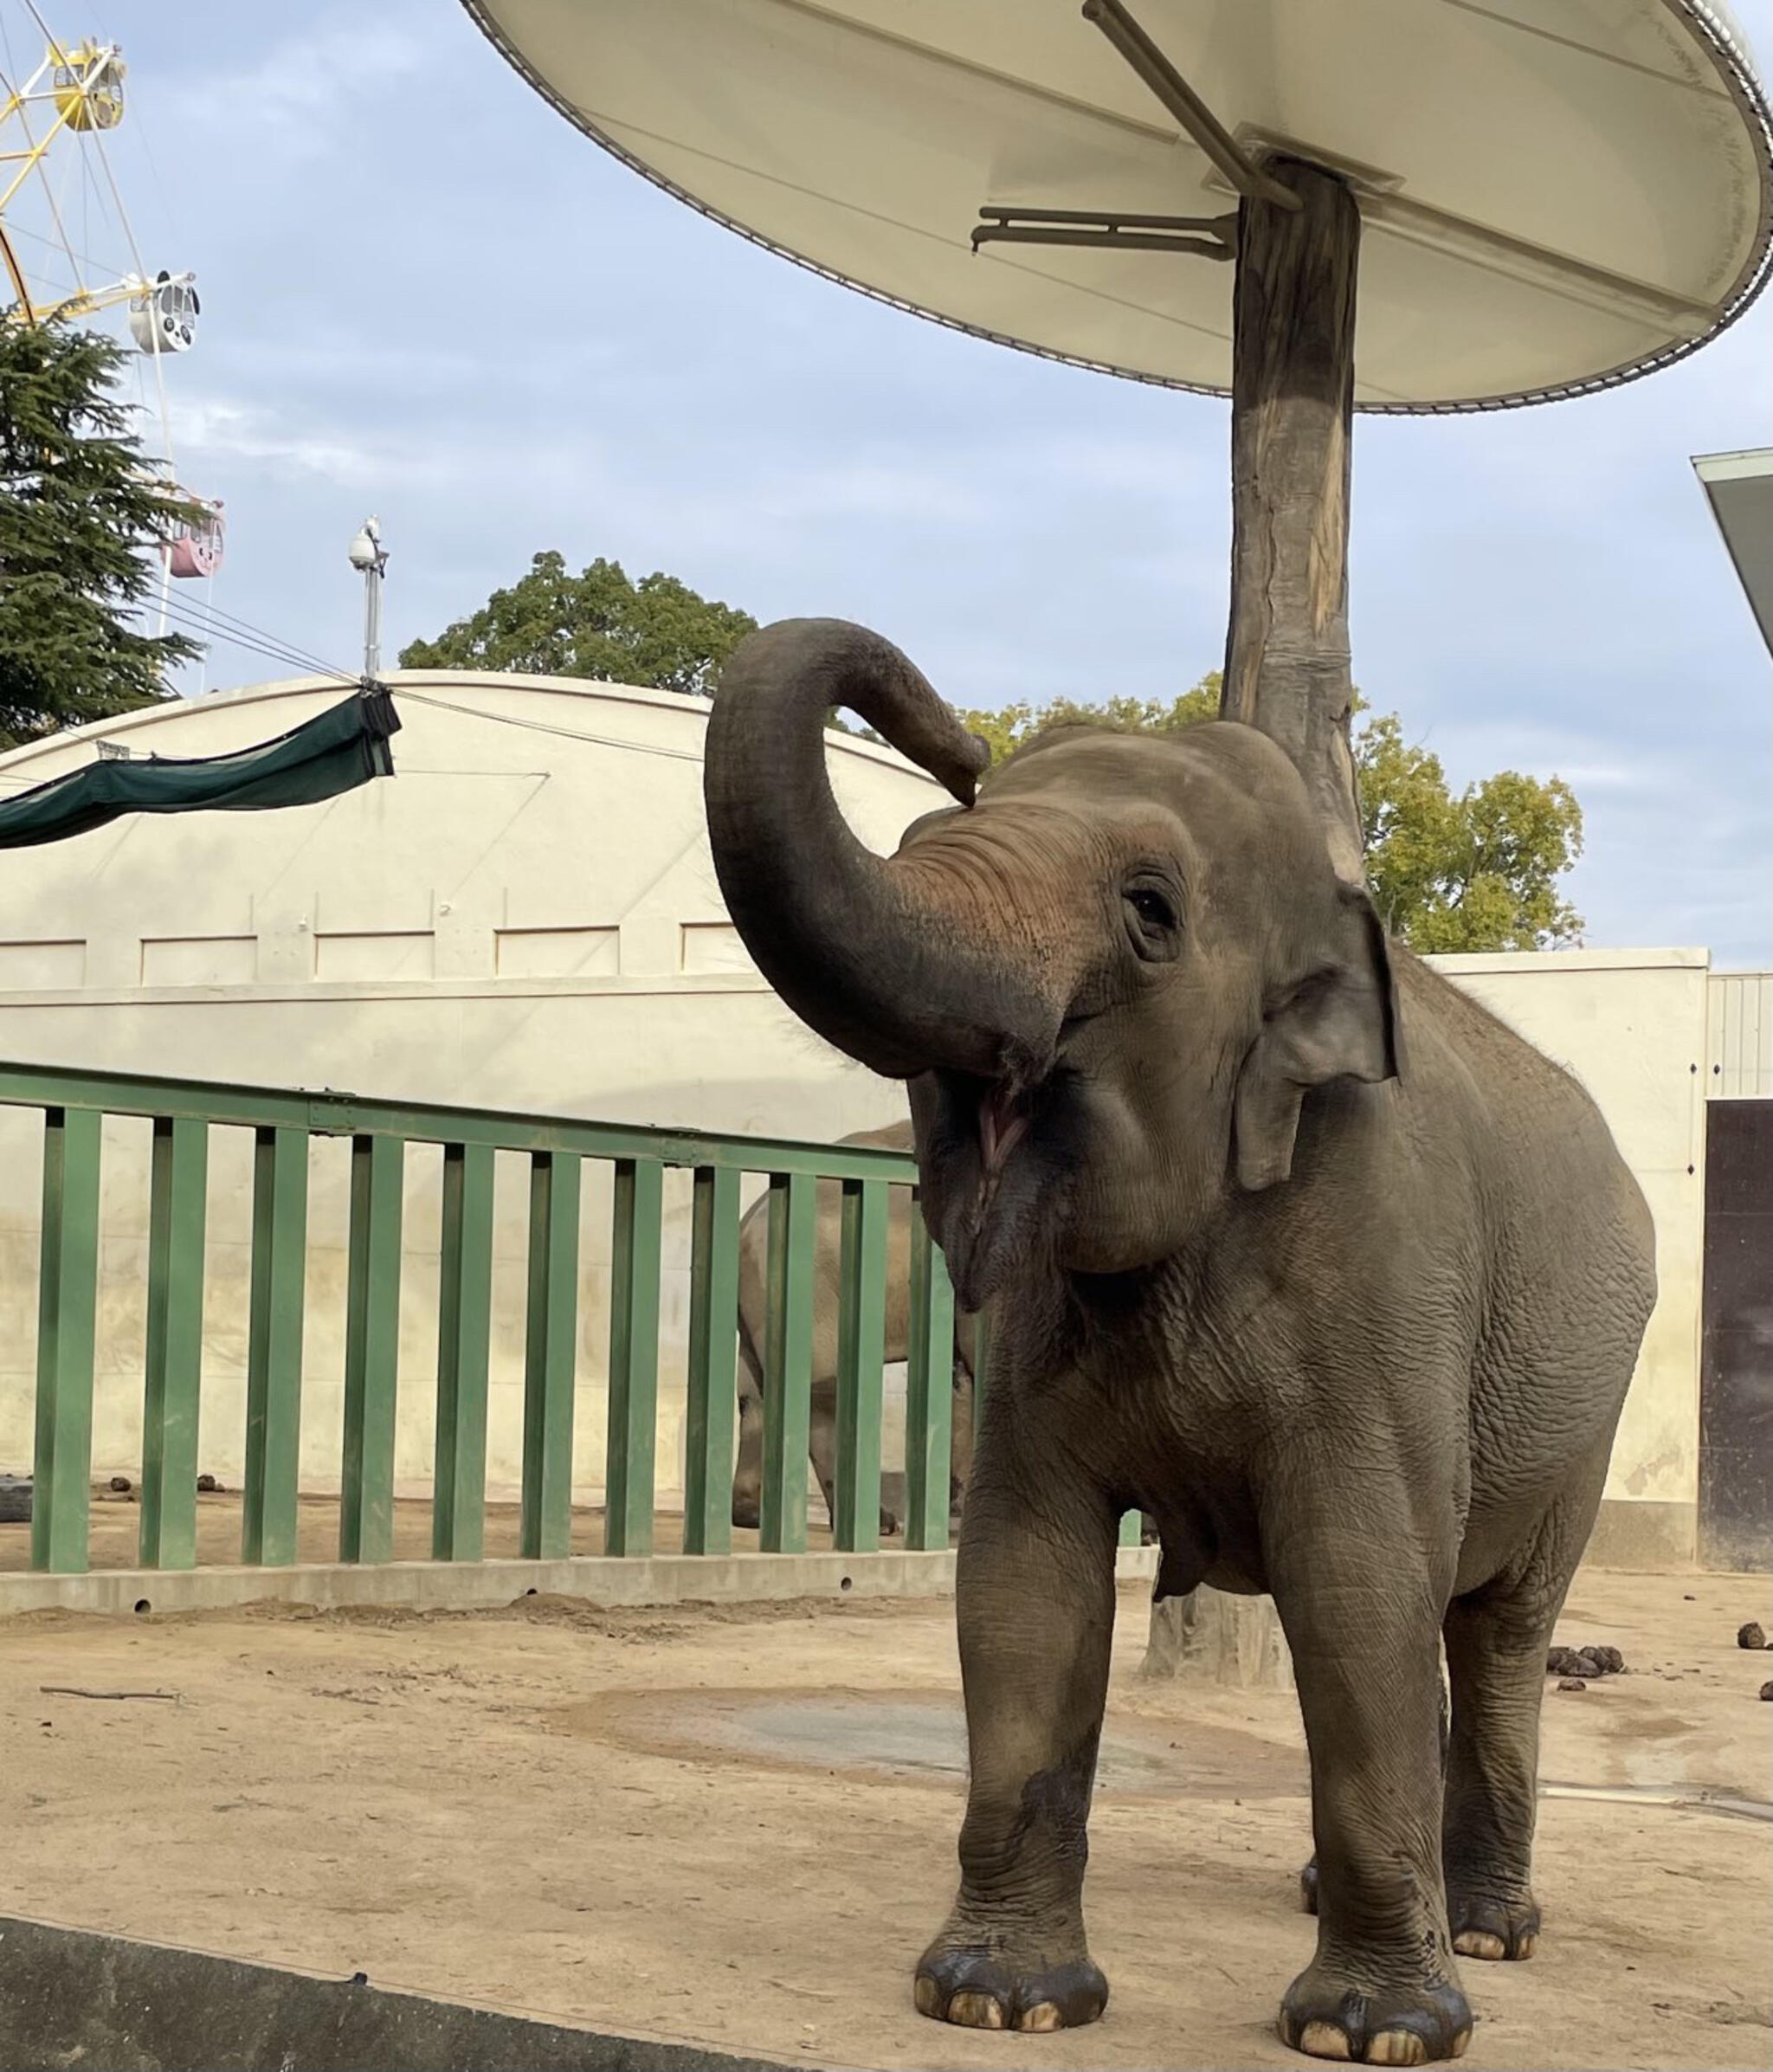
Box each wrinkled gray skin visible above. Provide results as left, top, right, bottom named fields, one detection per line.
left=704, top=620, right=1656, bottom=2067
left=731, top=1121, right=975, bottom=1536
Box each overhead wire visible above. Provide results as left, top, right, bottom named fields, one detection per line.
left=151, top=604, right=333, bottom=681
left=146, top=582, right=359, bottom=681
left=151, top=593, right=358, bottom=686
left=156, top=588, right=356, bottom=681
left=391, top=687, right=711, bottom=765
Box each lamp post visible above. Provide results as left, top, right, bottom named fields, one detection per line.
left=347, top=517, right=389, bottom=686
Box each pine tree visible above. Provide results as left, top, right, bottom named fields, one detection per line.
left=0, top=320, right=200, bottom=748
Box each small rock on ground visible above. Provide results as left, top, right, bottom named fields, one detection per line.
left=1736, top=1621, right=1767, bottom=1650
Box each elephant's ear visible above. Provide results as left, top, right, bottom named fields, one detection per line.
left=1233, top=886, right=1403, bottom=1191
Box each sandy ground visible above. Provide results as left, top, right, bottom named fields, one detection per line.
left=0, top=1567, right=1768, bottom=2072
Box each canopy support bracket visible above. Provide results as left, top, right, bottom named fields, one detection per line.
left=971, top=205, right=1235, bottom=261
left=1080, top=0, right=1301, bottom=211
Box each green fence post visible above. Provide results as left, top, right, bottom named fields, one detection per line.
left=521, top=1149, right=579, bottom=1559
left=834, top=1178, right=887, bottom=1553
left=906, top=1204, right=956, bottom=1552
left=139, top=1116, right=208, bottom=1571
left=1119, top=1510, right=1144, bottom=1548
left=433, top=1142, right=494, bottom=1562
left=242, top=1125, right=308, bottom=1566
left=760, top=1170, right=816, bottom=1554
left=31, top=1106, right=102, bottom=1575
left=339, top=1133, right=404, bottom=1564
left=605, top=1157, right=663, bottom=1556
left=681, top=1165, right=740, bottom=1556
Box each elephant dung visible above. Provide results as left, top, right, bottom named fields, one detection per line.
left=1736, top=1621, right=1767, bottom=1650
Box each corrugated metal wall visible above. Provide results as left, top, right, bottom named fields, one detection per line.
left=1707, top=971, right=1773, bottom=1099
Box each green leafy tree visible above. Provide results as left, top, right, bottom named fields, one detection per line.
left=399, top=550, right=757, bottom=698
left=0, top=320, right=200, bottom=748
left=956, top=675, right=1583, bottom=952
left=1357, top=713, right=1582, bottom=951
left=957, top=675, right=1222, bottom=762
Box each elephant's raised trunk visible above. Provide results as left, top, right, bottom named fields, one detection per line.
left=703, top=619, right=1062, bottom=1083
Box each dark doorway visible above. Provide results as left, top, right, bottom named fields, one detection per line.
left=1699, top=1101, right=1773, bottom=1570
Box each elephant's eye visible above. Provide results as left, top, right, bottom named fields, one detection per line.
left=1123, top=883, right=1181, bottom=959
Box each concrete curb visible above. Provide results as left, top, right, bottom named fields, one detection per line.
left=0, top=1545, right=1159, bottom=1617
left=0, top=1913, right=807, bottom=2071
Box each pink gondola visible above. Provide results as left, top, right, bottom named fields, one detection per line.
left=167, top=500, right=224, bottom=579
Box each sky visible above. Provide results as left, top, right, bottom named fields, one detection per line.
left=13, top=2, right=1772, bottom=962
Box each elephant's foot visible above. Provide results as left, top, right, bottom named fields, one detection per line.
left=731, top=1500, right=760, bottom=1530
left=1280, top=1964, right=1471, bottom=2066
left=1447, top=1884, right=1539, bottom=1962
left=880, top=1507, right=901, bottom=1538
left=914, top=1927, right=1106, bottom=2033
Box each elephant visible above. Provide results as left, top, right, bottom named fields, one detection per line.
left=704, top=620, right=1656, bottom=2066
left=730, top=1120, right=976, bottom=1537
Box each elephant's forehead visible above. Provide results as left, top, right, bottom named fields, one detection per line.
left=982, top=724, right=1308, bottom=839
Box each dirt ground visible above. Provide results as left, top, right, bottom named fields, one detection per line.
left=0, top=1567, right=1768, bottom=2072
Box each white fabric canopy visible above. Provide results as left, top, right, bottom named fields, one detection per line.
left=465, top=0, right=1772, bottom=411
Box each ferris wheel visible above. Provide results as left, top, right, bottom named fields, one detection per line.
left=0, top=15, right=223, bottom=609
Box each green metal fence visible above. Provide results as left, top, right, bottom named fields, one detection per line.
left=2, top=1060, right=1142, bottom=1578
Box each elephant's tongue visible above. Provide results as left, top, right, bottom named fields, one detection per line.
left=978, top=1087, right=1028, bottom=1175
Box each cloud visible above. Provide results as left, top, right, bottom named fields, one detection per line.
left=152, top=15, right=430, bottom=160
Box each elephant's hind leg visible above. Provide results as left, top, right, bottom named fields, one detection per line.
left=1441, top=1466, right=1603, bottom=1964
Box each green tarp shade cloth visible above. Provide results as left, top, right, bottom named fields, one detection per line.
left=0, top=687, right=400, bottom=849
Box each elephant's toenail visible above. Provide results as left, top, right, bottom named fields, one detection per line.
left=1367, top=2031, right=1428, bottom=2067
left=1513, top=1932, right=1538, bottom=1959
left=912, top=1975, right=942, bottom=2018
left=1450, top=2026, right=1472, bottom=2058
left=1453, top=1930, right=1506, bottom=1961
left=1298, top=2018, right=1354, bottom=2060
left=947, top=1991, right=1005, bottom=2029
left=1016, top=2002, right=1063, bottom=2031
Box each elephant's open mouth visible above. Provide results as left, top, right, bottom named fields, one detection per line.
left=916, top=1070, right=1075, bottom=1312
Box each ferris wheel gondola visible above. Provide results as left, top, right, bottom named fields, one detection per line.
left=2, top=22, right=222, bottom=601
left=128, top=268, right=199, bottom=355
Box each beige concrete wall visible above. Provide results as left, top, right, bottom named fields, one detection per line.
left=1427, top=948, right=1710, bottom=1556
left=0, top=684, right=1713, bottom=1543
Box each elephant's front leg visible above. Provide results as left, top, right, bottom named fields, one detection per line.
left=1268, top=1507, right=1471, bottom=2067
left=915, top=1443, right=1118, bottom=2033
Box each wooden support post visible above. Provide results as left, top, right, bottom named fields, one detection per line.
left=1144, top=1585, right=1294, bottom=1691
left=1158, top=158, right=1367, bottom=1682
left=1222, top=154, right=1366, bottom=887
